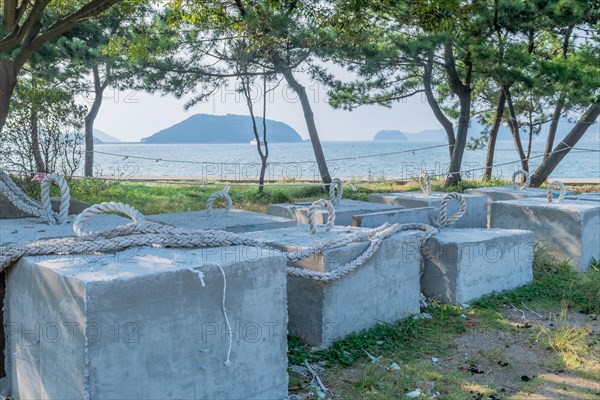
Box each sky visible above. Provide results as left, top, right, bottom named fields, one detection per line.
left=93, top=74, right=440, bottom=142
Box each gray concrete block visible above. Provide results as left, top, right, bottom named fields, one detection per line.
left=352, top=207, right=434, bottom=228
left=369, top=192, right=487, bottom=228
left=0, top=215, right=131, bottom=246
left=422, top=228, right=534, bottom=304
left=244, top=225, right=422, bottom=347
left=1, top=194, right=90, bottom=220
left=465, top=186, right=574, bottom=226
left=565, top=192, right=600, bottom=202
left=267, top=199, right=404, bottom=227
left=5, top=246, right=288, bottom=399
left=490, top=199, right=600, bottom=272
left=147, top=209, right=297, bottom=233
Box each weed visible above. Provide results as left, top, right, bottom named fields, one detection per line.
left=536, top=308, right=591, bottom=358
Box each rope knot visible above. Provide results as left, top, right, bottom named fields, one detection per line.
left=435, top=192, right=467, bottom=228
left=329, top=178, right=343, bottom=206
left=206, top=187, right=233, bottom=217
left=419, top=171, right=432, bottom=196
left=547, top=180, right=566, bottom=203
left=511, top=170, right=531, bottom=191
left=308, top=199, right=336, bottom=234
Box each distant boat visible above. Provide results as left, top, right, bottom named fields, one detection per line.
left=249, top=139, right=257, bottom=145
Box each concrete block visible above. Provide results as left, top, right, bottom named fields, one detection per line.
left=565, top=192, right=600, bottom=202
left=490, top=199, right=600, bottom=271
left=422, top=228, right=534, bottom=304
left=147, top=209, right=296, bottom=233
left=1, top=195, right=90, bottom=220
left=369, top=192, right=487, bottom=228
left=0, top=215, right=130, bottom=246
left=352, top=207, right=434, bottom=228
left=244, top=225, right=422, bottom=347
left=465, top=186, right=574, bottom=225
left=5, top=245, right=288, bottom=399
left=267, top=199, right=404, bottom=227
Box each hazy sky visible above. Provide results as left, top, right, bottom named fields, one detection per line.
left=93, top=74, right=440, bottom=142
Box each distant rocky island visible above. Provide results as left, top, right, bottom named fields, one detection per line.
left=93, top=129, right=121, bottom=144
left=373, top=118, right=599, bottom=142
left=373, top=130, right=408, bottom=141
left=142, top=114, right=303, bottom=144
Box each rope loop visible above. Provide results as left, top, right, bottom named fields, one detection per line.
left=308, top=199, right=335, bottom=234
left=511, top=170, right=531, bottom=191
left=436, top=192, right=467, bottom=228
left=329, top=178, right=343, bottom=206
left=0, top=169, right=55, bottom=222
left=41, top=173, right=71, bottom=225
left=73, top=202, right=145, bottom=237
left=547, top=181, right=566, bottom=203
left=419, top=171, right=432, bottom=196
left=206, top=187, right=232, bottom=216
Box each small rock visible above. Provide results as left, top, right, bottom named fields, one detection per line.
left=310, top=346, right=326, bottom=353
left=460, top=314, right=467, bottom=319
left=406, top=389, right=421, bottom=398
left=431, top=357, right=439, bottom=363
left=416, top=380, right=435, bottom=395
left=387, top=362, right=401, bottom=371
left=375, top=340, right=384, bottom=345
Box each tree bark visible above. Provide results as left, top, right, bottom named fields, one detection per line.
left=544, top=94, right=564, bottom=160
left=423, top=53, right=455, bottom=159
left=273, top=56, right=331, bottom=184
left=484, top=90, right=506, bottom=180
left=530, top=101, right=600, bottom=187
left=443, top=44, right=472, bottom=187
left=84, top=65, right=108, bottom=177
left=30, top=107, right=46, bottom=172
left=0, top=61, right=18, bottom=134
left=503, top=84, right=529, bottom=172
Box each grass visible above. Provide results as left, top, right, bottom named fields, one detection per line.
left=11, top=175, right=600, bottom=398
left=16, top=175, right=513, bottom=216
left=289, top=251, right=600, bottom=399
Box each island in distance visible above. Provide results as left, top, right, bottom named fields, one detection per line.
left=142, top=113, right=303, bottom=144
left=373, top=130, right=408, bottom=141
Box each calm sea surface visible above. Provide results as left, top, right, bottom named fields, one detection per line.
left=91, top=140, right=600, bottom=181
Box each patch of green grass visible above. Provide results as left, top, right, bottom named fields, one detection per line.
left=536, top=308, right=592, bottom=358
left=472, top=247, right=600, bottom=315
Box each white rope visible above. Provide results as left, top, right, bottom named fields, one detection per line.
left=215, top=264, right=233, bottom=367
left=73, top=202, right=146, bottom=237
left=40, top=173, right=71, bottom=224
left=419, top=171, right=432, bottom=196
left=329, top=178, right=343, bottom=206
left=0, top=169, right=56, bottom=223
left=286, top=223, right=437, bottom=283
left=511, top=170, right=531, bottom=191
left=206, top=186, right=232, bottom=216
left=307, top=199, right=336, bottom=234
left=547, top=181, right=566, bottom=203
left=435, top=193, right=467, bottom=228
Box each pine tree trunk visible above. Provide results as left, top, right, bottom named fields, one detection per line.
left=530, top=102, right=600, bottom=187
left=84, top=66, right=107, bottom=177
left=484, top=90, right=506, bottom=180
left=445, top=93, right=471, bottom=186
left=30, top=108, right=46, bottom=172
left=503, top=85, right=529, bottom=172
left=543, top=94, right=564, bottom=160
left=0, top=61, right=18, bottom=134
left=274, top=58, right=331, bottom=184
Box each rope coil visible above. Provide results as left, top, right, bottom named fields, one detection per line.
left=307, top=199, right=336, bottom=234
left=419, top=171, right=432, bottom=196
left=436, top=192, right=467, bottom=228
left=206, top=186, right=232, bottom=216
left=511, top=170, right=531, bottom=191
left=41, top=173, right=71, bottom=225
left=547, top=181, right=566, bottom=203
left=329, top=178, right=343, bottom=206
left=73, top=202, right=145, bottom=237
